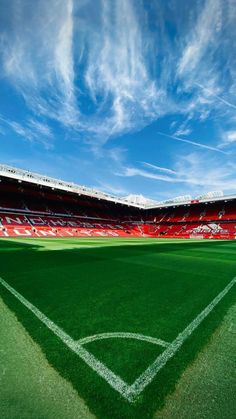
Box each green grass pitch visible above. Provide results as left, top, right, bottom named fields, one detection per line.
left=0, top=237, right=236, bottom=418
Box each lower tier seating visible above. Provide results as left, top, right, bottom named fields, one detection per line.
left=0, top=212, right=143, bottom=238
left=0, top=212, right=235, bottom=239
left=144, top=221, right=236, bottom=239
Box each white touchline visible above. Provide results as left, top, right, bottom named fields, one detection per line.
left=0, top=276, right=235, bottom=403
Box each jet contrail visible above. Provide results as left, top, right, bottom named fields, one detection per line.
left=157, top=131, right=226, bottom=154
left=195, top=82, right=236, bottom=110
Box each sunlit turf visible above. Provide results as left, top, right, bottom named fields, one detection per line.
left=0, top=237, right=236, bottom=418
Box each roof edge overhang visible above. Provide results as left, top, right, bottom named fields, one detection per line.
left=0, top=164, right=143, bottom=209
left=0, top=164, right=235, bottom=210
left=144, top=194, right=236, bottom=210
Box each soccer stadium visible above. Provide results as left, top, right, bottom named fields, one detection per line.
left=0, top=163, right=236, bottom=419
left=1, top=1, right=236, bottom=419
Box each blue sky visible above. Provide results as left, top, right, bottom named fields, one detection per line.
left=0, top=0, right=236, bottom=202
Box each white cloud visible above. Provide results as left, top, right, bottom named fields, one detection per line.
left=178, top=0, right=222, bottom=77
left=226, top=131, right=236, bottom=143
left=0, top=0, right=235, bottom=157
left=0, top=0, right=77, bottom=126
left=119, top=153, right=236, bottom=193
left=224, top=131, right=236, bottom=143
left=27, top=119, right=53, bottom=138
left=7, top=121, right=30, bottom=138
left=119, top=167, right=174, bottom=183
left=0, top=114, right=53, bottom=149
left=220, top=130, right=236, bottom=147
left=174, top=153, right=235, bottom=190
left=95, top=181, right=127, bottom=196
left=54, top=0, right=74, bottom=97
left=176, top=0, right=236, bottom=127
left=83, top=0, right=165, bottom=139
left=107, top=147, right=127, bottom=163
left=174, top=127, right=192, bottom=137
left=0, top=0, right=164, bottom=142
left=142, top=162, right=177, bottom=175
left=173, top=116, right=193, bottom=137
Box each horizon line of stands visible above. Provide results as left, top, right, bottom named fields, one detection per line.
left=0, top=179, right=235, bottom=239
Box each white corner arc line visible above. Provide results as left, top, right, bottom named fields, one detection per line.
left=127, top=277, right=236, bottom=400
left=0, top=276, right=235, bottom=403
left=77, top=332, right=169, bottom=347
left=0, top=277, right=132, bottom=402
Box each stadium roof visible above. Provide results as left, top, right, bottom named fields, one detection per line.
left=0, top=164, right=143, bottom=209
left=0, top=164, right=236, bottom=210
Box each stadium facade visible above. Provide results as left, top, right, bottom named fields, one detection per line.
left=0, top=164, right=236, bottom=239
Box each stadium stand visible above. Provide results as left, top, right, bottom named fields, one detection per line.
left=144, top=201, right=236, bottom=239
left=0, top=165, right=235, bottom=239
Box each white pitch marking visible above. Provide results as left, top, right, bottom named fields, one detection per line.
left=0, top=277, right=132, bottom=402
left=0, top=276, right=235, bottom=403
left=77, top=332, right=169, bottom=347
left=127, top=276, right=236, bottom=400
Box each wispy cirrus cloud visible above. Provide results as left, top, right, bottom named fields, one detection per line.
left=142, top=162, right=177, bottom=175
left=0, top=0, right=235, bottom=147
left=27, top=119, right=53, bottom=139
left=119, top=166, right=174, bottom=183
left=173, top=0, right=236, bottom=140
left=0, top=0, right=76, bottom=125
left=177, top=0, right=222, bottom=78
left=119, top=153, right=236, bottom=193
left=0, top=0, right=165, bottom=143
left=0, top=114, right=53, bottom=149
left=94, top=181, right=128, bottom=196
left=83, top=0, right=165, bottom=139
left=174, top=126, right=192, bottom=137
